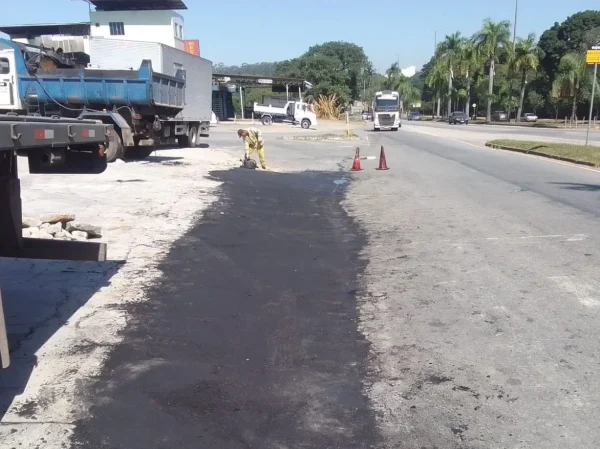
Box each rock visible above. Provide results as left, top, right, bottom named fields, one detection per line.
left=22, top=228, right=35, bottom=237
left=54, top=230, right=74, bottom=241
left=46, top=222, right=63, bottom=236
left=22, top=217, right=39, bottom=228
left=39, top=213, right=75, bottom=224
left=70, top=230, right=88, bottom=241
left=66, top=221, right=102, bottom=238
left=36, top=231, right=54, bottom=240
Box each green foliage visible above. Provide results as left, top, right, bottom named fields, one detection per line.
left=213, top=61, right=278, bottom=76
left=275, top=41, right=369, bottom=106
left=538, top=11, right=600, bottom=78
left=527, top=91, right=545, bottom=113
left=473, top=18, right=512, bottom=120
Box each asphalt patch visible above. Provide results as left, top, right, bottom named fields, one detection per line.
left=71, top=169, right=379, bottom=448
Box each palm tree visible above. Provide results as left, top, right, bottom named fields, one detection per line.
left=426, top=60, right=447, bottom=118
left=456, top=39, right=480, bottom=118
left=395, top=77, right=421, bottom=114
left=473, top=18, right=512, bottom=121
left=553, top=52, right=588, bottom=121
left=510, top=34, right=545, bottom=121
left=436, top=32, right=463, bottom=117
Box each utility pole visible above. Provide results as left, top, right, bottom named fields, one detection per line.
left=586, top=62, right=598, bottom=146
left=509, top=0, right=518, bottom=122
left=513, top=0, right=518, bottom=44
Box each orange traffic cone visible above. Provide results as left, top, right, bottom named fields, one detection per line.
left=351, top=147, right=362, bottom=171
left=376, top=145, right=389, bottom=170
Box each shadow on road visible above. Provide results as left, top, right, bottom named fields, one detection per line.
left=72, top=168, right=380, bottom=449
left=0, top=258, right=122, bottom=419
left=549, top=182, right=600, bottom=191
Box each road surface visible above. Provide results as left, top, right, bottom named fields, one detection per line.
left=405, top=119, right=600, bottom=146
left=3, top=124, right=600, bottom=448
left=351, top=128, right=600, bottom=448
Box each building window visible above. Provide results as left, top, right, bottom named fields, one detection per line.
left=109, top=22, right=125, bottom=36
left=179, top=25, right=183, bottom=39
left=0, top=58, right=9, bottom=75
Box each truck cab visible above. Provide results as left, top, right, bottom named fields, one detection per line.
left=373, top=90, right=401, bottom=131
left=0, top=45, right=23, bottom=112
left=254, top=99, right=317, bottom=129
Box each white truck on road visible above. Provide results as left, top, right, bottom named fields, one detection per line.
left=373, top=90, right=401, bottom=131
left=253, top=99, right=317, bottom=129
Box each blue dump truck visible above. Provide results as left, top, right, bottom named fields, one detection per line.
left=0, top=38, right=212, bottom=161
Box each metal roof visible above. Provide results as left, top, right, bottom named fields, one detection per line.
left=212, top=73, right=310, bottom=88
left=89, top=0, right=187, bottom=10
left=0, top=22, right=90, bottom=38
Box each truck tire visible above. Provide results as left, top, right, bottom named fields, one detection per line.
left=177, top=126, right=199, bottom=148
left=301, top=119, right=311, bottom=129
left=189, top=126, right=199, bottom=147
left=392, top=127, right=398, bottom=131
left=106, top=131, right=124, bottom=163
left=262, top=115, right=273, bottom=126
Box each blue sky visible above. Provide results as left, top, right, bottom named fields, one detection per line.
left=1, top=0, right=599, bottom=73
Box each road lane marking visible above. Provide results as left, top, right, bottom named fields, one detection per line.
left=407, top=234, right=587, bottom=245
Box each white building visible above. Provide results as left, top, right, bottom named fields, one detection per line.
left=0, top=0, right=189, bottom=57
left=90, top=7, right=186, bottom=51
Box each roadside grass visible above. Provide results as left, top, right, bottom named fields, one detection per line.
left=486, top=139, right=600, bottom=166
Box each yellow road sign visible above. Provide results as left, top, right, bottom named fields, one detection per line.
left=586, top=49, right=600, bottom=64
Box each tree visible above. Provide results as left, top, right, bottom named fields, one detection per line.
left=510, top=33, right=545, bottom=121
left=456, top=39, right=480, bottom=117
left=527, top=91, right=545, bottom=114
left=302, top=41, right=368, bottom=100
left=426, top=60, right=447, bottom=117
left=436, top=32, right=464, bottom=116
left=538, top=11, right=600, bottom=79
left=552, top=52, right=588, bottom=120
left=276, top=41, right=371, bottom=106
left=383, top=63, right=421, bottom=112
left=213, top=61, right=278, bottom=76
left=473, top=18, right=512, bottom=121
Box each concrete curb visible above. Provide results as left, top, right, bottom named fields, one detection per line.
left=473, top=122, right=564, bottom=129
left=485, top=143, right=597, bottom=167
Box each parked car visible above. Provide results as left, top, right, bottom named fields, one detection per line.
left=449, top=111, right=469, bottom=125
left=362, top=111, right=372, bottom=120
left=408, top=111, right=421, bottom=121
left=521, top=112, right=538, bottom=122
left=492, top=111, right=509, bottom=121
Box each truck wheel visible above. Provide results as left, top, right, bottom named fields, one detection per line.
left=106, top=131, right=124, bottom=163
left=189, top=126, right=199, bottom=147
left=301, top=119, right=311, bottom=129
left=262, top=116, right=273, bottom=126
left=392, top=127, right=398, bottom=131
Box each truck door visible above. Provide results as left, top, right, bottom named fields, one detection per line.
left=286, top=102, right=295, bottom=119
left=0, top=50, right=19, bottom=112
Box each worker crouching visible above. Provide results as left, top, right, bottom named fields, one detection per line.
left=238, top=128, right=267, bottom=170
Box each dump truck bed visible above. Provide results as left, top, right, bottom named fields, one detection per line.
left=18, top=61, right=185, bottom=111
